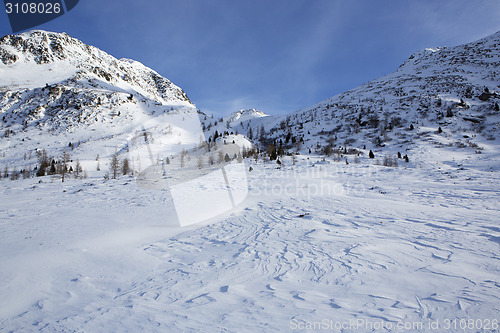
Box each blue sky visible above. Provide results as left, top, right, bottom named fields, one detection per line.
left=1, top=0, right=500, bottom=116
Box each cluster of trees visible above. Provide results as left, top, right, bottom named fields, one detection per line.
left=368, top=149, right=409, bottom=165
left=0, top=165, right=30, bottom=181
left=177, top=147, right=246, bottom=170
left=207, top=129, right=242, bottom=144
left=104, top=150, right=131, bottom=179
left=2, top=147, right=135, bottom=183
left=33, top=149, right=85, bottom=181
left=201, top=116, right=224, bottom=133
left=323, top=144, right=362, bottom=158
left=1, top=148, right=85, bottom=182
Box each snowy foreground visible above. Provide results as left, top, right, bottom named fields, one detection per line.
left=1, top=155, right=499, bottom=332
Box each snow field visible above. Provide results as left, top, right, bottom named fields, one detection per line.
left=0, top=155, right=499, bottom=332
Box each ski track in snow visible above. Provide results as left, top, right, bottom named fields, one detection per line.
left=0, top=160, right=499, bottom=332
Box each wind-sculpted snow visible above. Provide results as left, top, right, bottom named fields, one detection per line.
left=0, top=157, right=498, bottom=332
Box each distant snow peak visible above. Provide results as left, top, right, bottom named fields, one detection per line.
left=234, top=108, right=268, bottom=118
left=424, top=47, right=441, bottom=53
left=226, top=108, right=268, bottom=126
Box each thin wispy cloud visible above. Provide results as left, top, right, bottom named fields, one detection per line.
left=408, top=0, right=500, bottom=46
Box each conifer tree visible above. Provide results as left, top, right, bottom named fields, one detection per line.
left=180, top=149, right=187, bottom=168
left=36, top=149, right=49, bottom=177
left=75, top=160, right=83, bottom=179
left=60, top=151, right=70, bottom=182
left=278, top=145, right=285, bottom=156
left=122, top=158, right=130, bottom=175
left=49, top=160, right=56, bottom=175
left=270, top=148, right=277, bottom=161
left=110, top=149, right=120, bottom=179
left=259, top=124, right=265, bottom=143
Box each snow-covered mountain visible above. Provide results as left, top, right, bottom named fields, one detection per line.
left=200, top=108, right=268, bottom=141
left=0, top=30, right=200, bottom=174
left=233, top=31, right=500, bottom=165
left=225, top=108, right=268, bottom=127
left=0, top=30, right=190, bottom=97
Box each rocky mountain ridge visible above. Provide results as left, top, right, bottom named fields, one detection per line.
left=0, top=30, right=191, bottom=132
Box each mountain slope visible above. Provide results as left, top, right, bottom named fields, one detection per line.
left=236, top=31, right=500, bottom=165
left=201, top=108, right=268, bottom=142
left=0, top=30, right=200, bottom=174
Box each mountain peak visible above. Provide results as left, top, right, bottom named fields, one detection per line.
left=225, top=108, right=268, bottom=127
left=0, top=30, right=88, bottom=65
left=397, top=30, right=500, bottom=74
left=0, top=30, right=191, bottom=106
left=0, top=30, right=193, bottom=139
